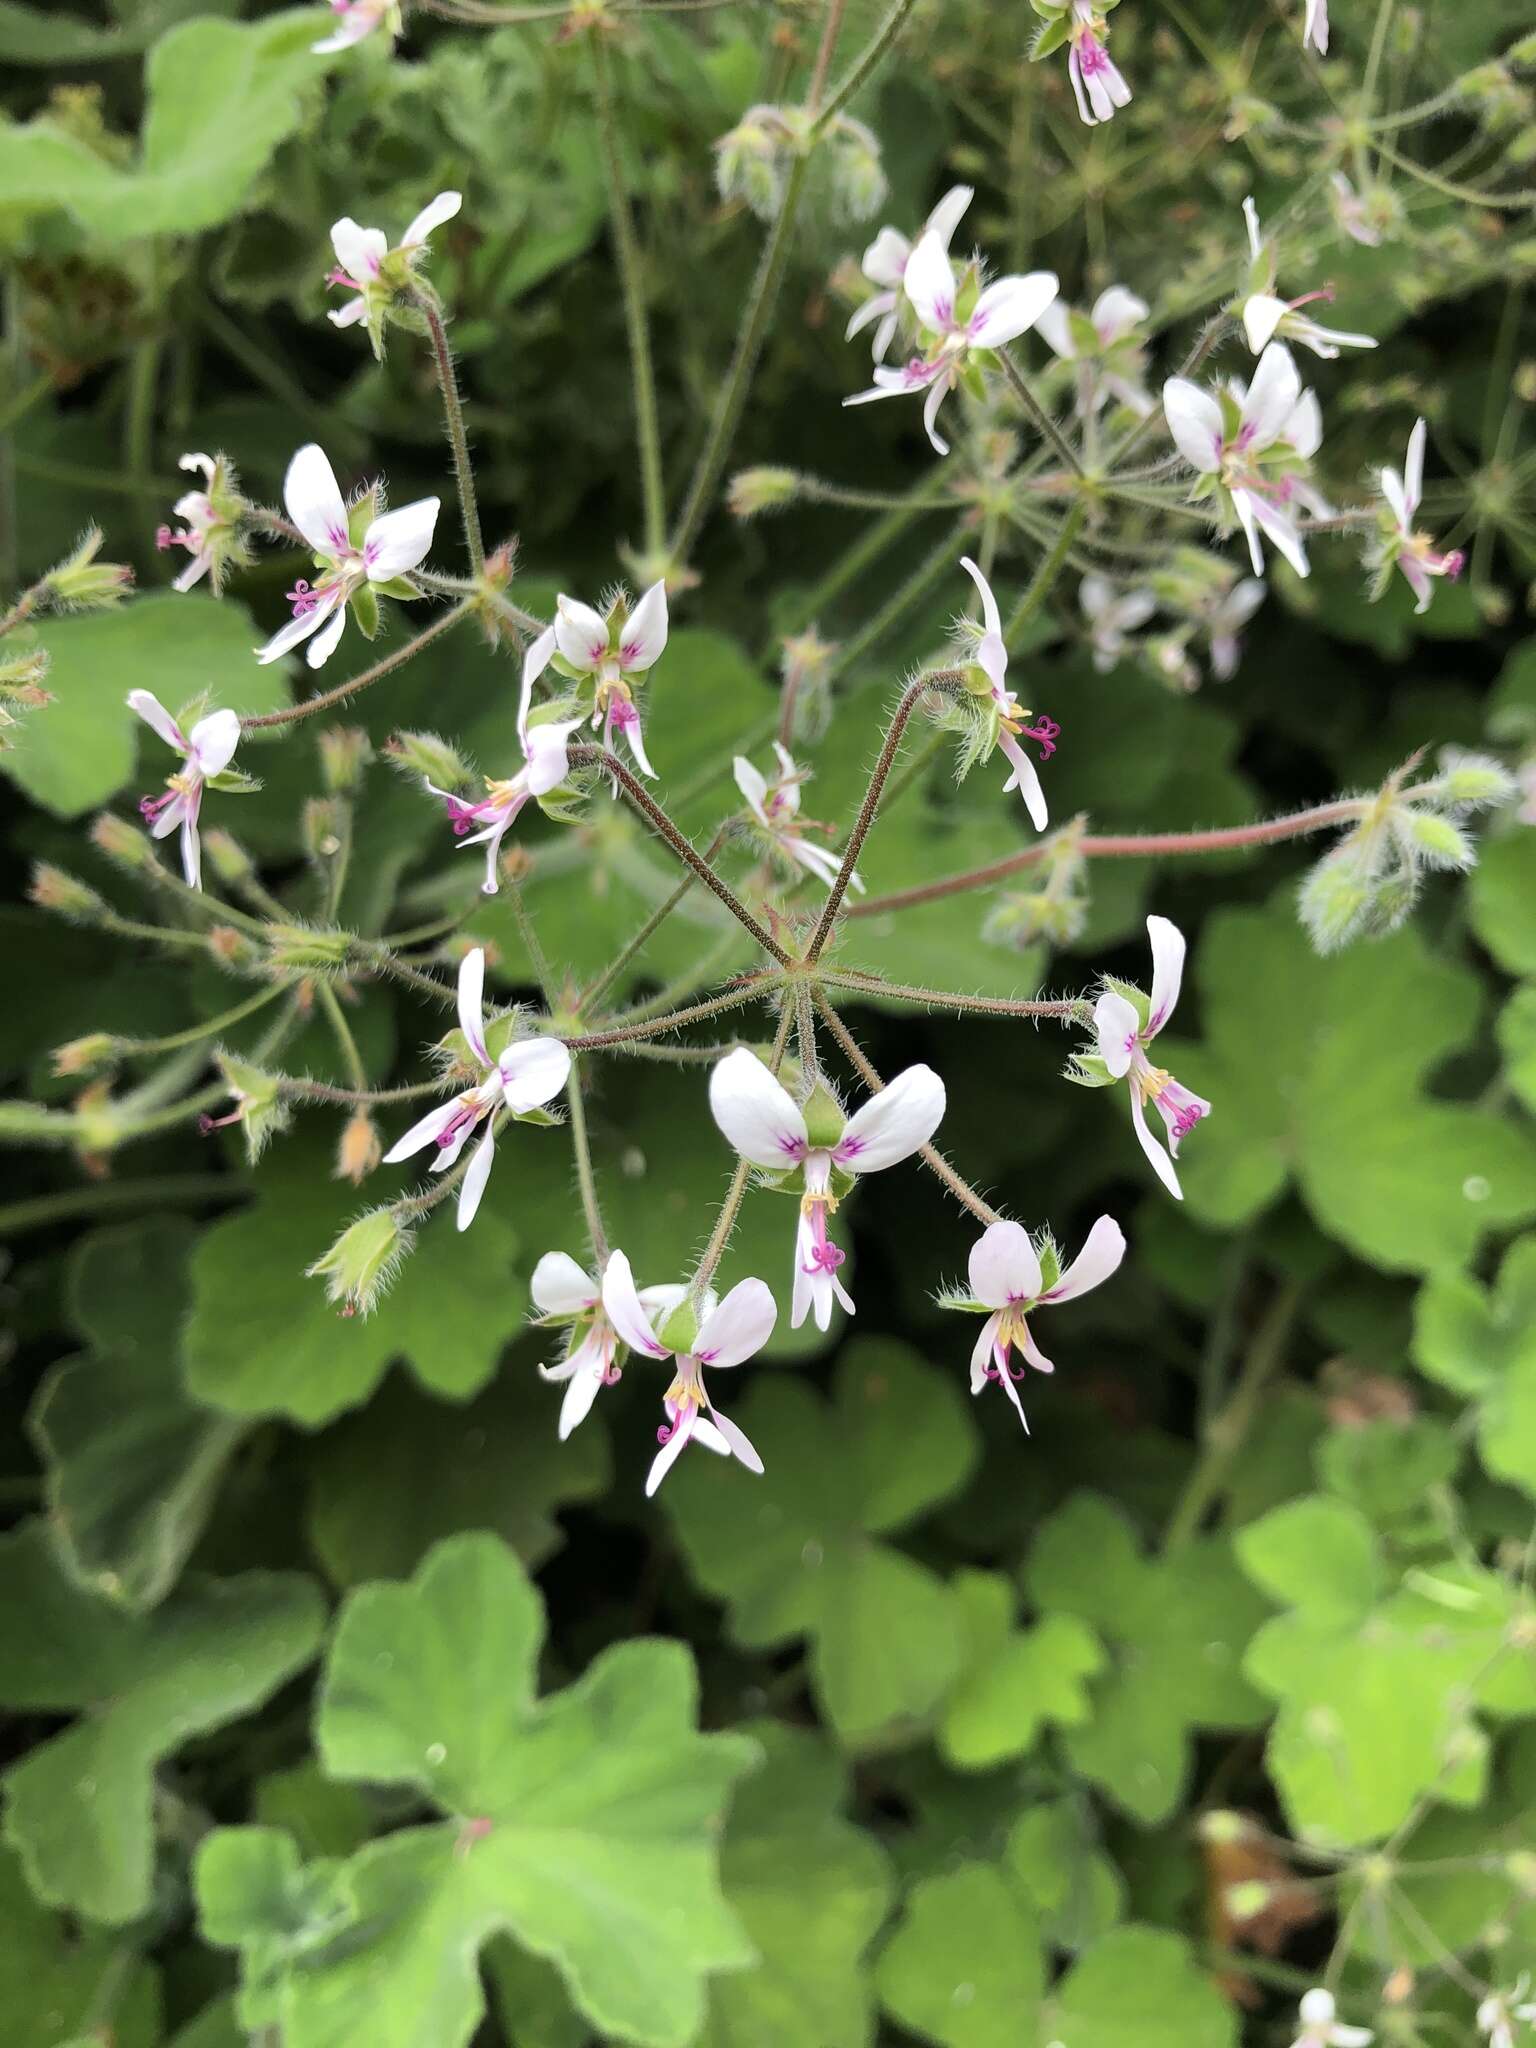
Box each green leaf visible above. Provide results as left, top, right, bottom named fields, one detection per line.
left=28, top=1217, right=245, bottom=1610
left=0, top=1838, right=161, bottom=2048
left=699, top=1724, right=893, bottom=2048
left=1414, top=1239, right=1536, bottom=1496
left=664, top=1341, right=979, bottom=1745
left=0, top=12, right=333, bottom=245
left=1023, top=1495, right=1268, bottom=1823
left=1470, top=830, right=1536, bottom=978
left=876, top=1863, right=1045, bottom=2048
left=1234, top=1497, right=1382, bottom=1626
left=937, top=1568, right=1105, bottom=1770
left=0, top=1521, right=324, bottom=1922
left=305, top=1363, right=611, bottom=1586
left=183, top=1136, right=529, bottom=1425
left=1499, top=984, right=1536, bottom=1118
left=1169, top=910, right=1536, bottom=1273
left=1003, top=1801, right=1124, bottom=1951
left=202, top=1533, right=756, bottom=2048
left=1, top=595, right=288, bottom=818
left=1044, top=1926, right=1238, bottom=2048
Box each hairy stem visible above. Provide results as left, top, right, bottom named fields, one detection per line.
left=999, top=350, right=1083, bottom=478
left=820, top=968, right=1089, bottom=1022
left=416, top=295, right=484, bottom=576
left=1005, top=498, right=1087, bottom=646
left=562, top=978, right=777, bottom=1050
left=115, top=982, right=289, bottom=1058
left=812, top=0, right=921, bottom=132
left=566, top=1060, right=610, bottom=1266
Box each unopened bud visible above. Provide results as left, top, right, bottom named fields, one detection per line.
left=206, top=925, right=262, bottom=969
left=45, top=526, right=134, bottom=611
left=319, top=727, right=372, bottom=796
left=51, top=1032, right=118, bottom=1077
left=302, top=797, right=345, bottom=861
left=306, top=1207, right=413, bottom=1317
left=0, top=647, right=50, bottom=696
left=335, top=1109, right=382, bottom=1186
left=1398, top=809, right=1474, bottom=870
left=201, top=829, right=254, bottom=886
left=265, top=923, right=353, bottom=974
left=1434, top=751, right=1517, bottom=810
left=91, top=811, right=153, bottom=869
left=825, top=114, right=886, bottom=221
left=386, top=729, right=473, bottom=792
left=779, top=628, right=837, bottom=746
left=715, top=106, right=793, bottom=220
left=1298, top=845, right=1374, bottom=954
left=983, top=887, right=1086, bottom=950
left=729, top=467, right=801, bottom=520
left=802, top=1080, right=846, bottom=1150
left=29, top=863, right=104, bottom=921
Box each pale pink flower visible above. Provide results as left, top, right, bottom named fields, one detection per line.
left=1240, top=199, right=1375, bottom=361
left=255, top=443, right=439, bottom=669
left=1373, top=418, right=1465, bottom=614
left=520, top=582, right=667, bottom=779
left=1036, top=285, right=1153, bottom=417
left=960, top=556, right=1059, bottom=828
left=327, top=192, right=461, bottom=343
left=313, top=0, right=399, bottom=53
left=1329, top=172, right=1384, bottom=248
left=382, top=948, right=571, bottom=1231
left=1093, top=915, right=1211, bottom=1199
left=1079, top=573, right=1157, bottom=671
left=1479, top=1981, right=1536, bottom=2048
left=847, top=183, right=974, bottom=362
left=600, top=1250, right=776, bottom=1494
left=948, top=1215, right=1125, bottom=1429
left=1067, top=0, right=1132, bottom=125
left=127, top=691, right=240, bottom=891
left=428, top=719, right=581, bottom=895
left=532, top=1249, right=685, bottom=1440
left=844, top=229, right=1058, bottom=454
left=709, top=1047, right=945, bottom=1332
left=155, top=454, right=223, bottom=592
left=1291, top=1989, right=1372, bottom=2048
left=734, top=743, right=862, bottom=893
left=1163, top=343, right=1324, bottom=578
left=1204, top=575, right=1267, bottom=681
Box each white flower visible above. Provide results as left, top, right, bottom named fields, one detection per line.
left=844, top=229, right=1058, bottom=455
left=847, top=183, right=974, bottom=362
left=960, top=556, right=1059, bottom=828
left=381, top=949, right=571, bottom=1231
left=155, top=454, right=228, bottom=593
left=327, top=191, right=461, bottom=351
left=1091, top=915, right=1211, bottom=1199
left=1203, top=575, right=1266, bottom=681
left=709, top=1047, right=945, bottom=1332
left=1291, top=1988, right=1373, bottom=2048
left=734, top=743, right=862, bottom=893
left=1036, top=285, right=1153, bottom=417
left=1477, top=1977, right=1536, bottom=2048
left=255, top=444, right=439, bottom=669
left=1371, top=418, right=1465, bottom=614
left=520, top=582, right=668, bottom=779
left=1079, top=573, right=1156, bottom=671
left=1163, top=342, right=1324, bottom=578
left=600, top=1250, right=777, bottom=1494
left=1066, top=0, right=1132, bottom=125
left=1329, top=172, right=1384, bottom=248
left=1301, top=0, right=1328, bottom=53
left=532, top=1249, right=685, bottom=1441
left=127, top=691, right=241, bottom=891
left=947, top=1215, right=1125, bottom=1429
left=1240, top=199, right=1375, bottom=360
left=313, top=0, right=400, bottom=54
left=429, top=718, right=582, bottom=895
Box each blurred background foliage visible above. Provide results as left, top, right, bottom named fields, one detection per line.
left=3, top=0, right=1536, bottom=2043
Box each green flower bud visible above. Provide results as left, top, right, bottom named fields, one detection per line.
left=318, top=725, right=373, bottom=794
left=728, top=468, right=801, bottom=520
left=306, top=1207, right=414, bottom=1318
left=51, top=1032, right=119, bottom=1078
left=200, top=828, right=255, bottom=886
left=802, top=1080, right=846, bottom=1150
left=657, top=1297, right=699, bottom=1354
left=90, top=811, right=154, bottom=869
left=1397, top=810, right=1475, bottom=870
left=386, top=729, right=473, bottom=793
left=265, top=924, right=353, bottom=974
left=1433, top=752, right=1517, bottom=810
left=44, top=526, right=134, bottom=611
left=29, top=863, right=105, bottom=922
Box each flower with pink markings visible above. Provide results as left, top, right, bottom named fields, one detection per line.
left=709, top=1046, right=946, bottom=1332
left=255, top=443, right=439, bottom=671
left=941, top=1214, right=1125, bottom=1430
left=532, top=1249, right=686, bottom=1441
left=1079, top=573, right=1157, bottom=672
left=846, top=183, right=974, bottom=364
left=1036, top=285, right=1153, bottom=418
left=844, top=228, right=1058, bottom=455
left=957, top=556, right=1060, bottom=829
left=381, top=948, right=571, bottom=1232
left=1289, top=1988, right=1373, bottom=2048
left=520, top=581, right=667, bottom=780
left=156, top=452, right=243, bottom=594
left=127, top=690, right=241, bottom=891
left=1064, top=0, right=1132, bottom=125
left=427, top=717, right=581, bottom=895
left=1163, top=342, right=1325, bottom=580
left=1369, top=418, right=1465, bottom=615
left=327, top=192, right=461, bottom=356
left=313, top=0, right=400, bottom=54
left=1088, top=915, right=1211, bottom=1199
left=1240, top=199, right=1375, bottom=362
left=599, top=1249, right=777, bottom=1495
left=734, top=743, right=863, bottom=895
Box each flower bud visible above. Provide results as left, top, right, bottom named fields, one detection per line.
left=302, top=797, right=345, bottom=862
left=207, top=926, right=263, bottom=970
left=200, top=828, right=255, bottom=886
left=307, top=1207, right=414, bottom=1317
left=265, top=923, right=354, bottom=975
left=728, top=467, right=801, bottom=520
left=715, top=106, right=792, bottom=220
left=29, top=863, right=105, bottom=922
left=51, top=1032, right=119, bottom=1078
left=318, top=725, right=373, bottom=794
left=0, top=646, right=50, bottom=697
left=335, top=1110, right=382, bottom=1185
left=90, top=811, right=154, bottom=869
left=1433, top=751, right=1517, bottom=810
left=802, top=1081, right=846, bottom=1149
left=385, top=728, right=473, bottom=792
left=656, top=1295, right=700, bottom=1354
left=778, top=628, right=837, bottom=745
left=824, top=115, right=886, bottom=222
left=44, top=526, right=134, bottom=611
left=1398, top=810, right=1474, bottom=870
left=982, top=886, right=1086, bottom=950
left=1297, top=846, right=1377, bottom=955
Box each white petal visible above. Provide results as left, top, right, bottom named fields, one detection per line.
left=903, top=230, right=959, bottom=331
left=283, top=443, right=351, bottom=557
left=708, top=1403, right=764, bottom=1473
left=1043, top=1215, right=1126, bottom=1302
left=401, top=190, right=462, bottom=249
left=456, top=1125, right=497, bottom=1230
left=921, top=376, right=951, bottom=456
left=148, top=792, right=187, bottom=841
left=835, top=1063, right=945, bottom=1173
left=644, top=1414, right=694, bottom=1495
left=1240, top=343, right=1302, bottom=449
left=1241, top=489, right=1310, bottom=579
left=694, top=1276, right=777, bottom=1369
left=172, top=552, right=214, bottom=592
left=1404, top=417, right=1425, bottom=517
left=1242, top=293, right=1287, bottom=354
left=456, top=946, right=490, bottom=1067
left=364, top=497, right=439, bottom=581
left=178, top=452, right=215, bottom=480
left=532, top=1250, right=600, bottom=1315
left=305, top=599, right=349, bottom=670
left=1299, top=1991, right=1337, bottom=2028
left=618, top=581, right=668, bottom=671
left=860, top=227, right=910, bottom=289
left=969, top=1310, right=1002, bottom=1393
left=1094, top=992, right=1140, bottom=1078
left=383, top=1100, right=460, bottom=1162
left=1287, top=389, right=1324, bottom=459
left=959, top=555, right=1002, bottom=641
left=330, top=218, right=388, bottom=282
left=328, top=298, right=369, bottom=330
left=524, top=718, right=579, bottom=796
left=554, top=595, right=610, bottom=672
left=1034, top=299, right=1074, bottom=361
left=180, top=812, right=202, bottom=891
left=967, top=1220, right=1041, bottom=1308
left=188, top=708, right=240, bottom=779
left=998, top=733, right=1048, bottom=831
left=518, top=623, right=557, bottom=745
left=558, top=1366, right=603, bottom=1440
left=734, top=754, right=771, bottom=827
left=1379, top=464, right=1409, bottom=530
left=127, top=689, right=187, bottom=755
left=1145, top=914, right=1186, bottom=1035
left=1130, top=1086, right=1183, bottom=1199
left=498, top=1036, right=572, bottom=1113
left=1162, top=379, right=1224, bottom=473
left=1091, top=285, right=1148, bottom=344
left=968, top=271, right=1058, bottom=350
left=926, top=183, right=973, bottom=249
left=601, top=1250, right=671, bottom=1358
left=845, top=290, right=898, bottom=342
left=708, top=1048, right=809, bottom=1168
left=254, top=598, right=328, bottom=667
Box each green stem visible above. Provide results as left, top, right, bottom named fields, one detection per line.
left=415, top=297, right=484, bottom=576
left=1005, top=499, right=1087, bottom=646
left=316, top=983, right=369, bottom=1092
left=240, top=602, right=472, bottom=730
left=819, top=969, right=1087, bottom=1020
left=562, top=978, right=777, bottom=1049
left=998, top=350, right=1083, bottom=477
left=804, top=0, right=849, bottom=112
left=810, top=0, right=920, bottom=132
left=0, top=1175, right=241, bottom=1236
left=1163, top=1283, right=1301, bottom=1549
left=591, top=31, right=667, bottom=557
left=116, top=983, right=287, bottom=1058
left=508, top=874, right=559, bottom=1006
left=763, top=464, right=956, bottom=662
left=123, top=336, right=163, bottom=493
left=0, top=368, right=52, bottom=438
left=566, top=1061, right=610, bottom=1266
left=824, top=520, right=972, bottom=684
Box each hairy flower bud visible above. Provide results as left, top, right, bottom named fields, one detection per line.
left=265, top=923, right=354, bottom=974
left=29, top=863, right=105, bottom=922
left=318, top=725, right=373, bottom=793
left=51, top=1032, right=118, bottom=1078
left=0, top=646, right=51, bottom=697
left=778, top=628, right=837, bottom=745
left=206, top=925, right=263, bottom=970
left=714, top=105, right=794, bottom=220
left=200, top=828, right=255, bottom=886
left=335, top=1109, right=383, bottom=1185
left=824, top=115, right=887, bottom=222
left=386, top=728, right=473, bottom=792
left=1432, top=750, right=1517, bottom=810
left=306, top=1206, right=414, bottom=1317
left=90, top=811, right=154, bottom=869
left=728, top=467, right=801, bottom=520
left=45, top=526, right=134, bottom=611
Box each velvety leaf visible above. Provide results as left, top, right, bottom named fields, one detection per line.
left=0, top=1840, right=161, bottom=2048
left=1044, top=1925, right=1238, bottom=2048
left=938, top=1568, right=1105, bottom=1770
left=875, top=1863, right=1044, bottom=2048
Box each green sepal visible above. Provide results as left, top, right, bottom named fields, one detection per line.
left=1030, top=17, right=1071, bottom=58
left=371, top=576, right=420, bottom=602
left=1064, top=1053, right=1115, bottom=1089
left=346, top=491, right=381, bottom=550
left=206, top=768, right=262, bottom=795
left=511, top=1104, right=563, bottom=1129
left=350, top=582, right=381, bottom=642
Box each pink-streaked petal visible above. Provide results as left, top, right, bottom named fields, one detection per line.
left=618, top=580, right=668, bottom=671
left=1129, top=1086, right=1183, bottom=1199
left=968, top=271, right=1058, bottom=350
left=127, top=689, right=187, bottom=755
left=693, top=1276, right=777, bottom=1370
left=903, top=229, right=958, bottom=332
left=835, top=1063, right=945, bottom=1173
left=253, top=596, right=329, bottom=666
left=532, top=1250, right=600, bottom=1316
left=708, top=1047, right=809, bottom=1168
left=330, top=218, right=387, bottom=282
left=456, top=946, right=491, bottom=1067
left=363, top=497, right=439, bottom=581
left=148, top=792, right=188, bottom=840
left=283, top=443, right=351, bottom=557
left=456, top=1126, right=496, bottom=1230
left=1094, top=992, right=1140, bottom=1078
left=554, top=595, right=610, bottom=672
left=1042, top=1215, right=1127, bottom=1303
left=644, top=1411, right=695, bottom=1496
left=1145, top=915, right=1186, bottom=1036
left=1091, top=285, right=1148, bottom=345
left=402, top=190, right=462, bottom=249
left=601, top=1249, right=670, bottom=1358
left=383, top=1101, right=460, bottom=1163
left=967, top=1220, right=1041, bottom=1309
left=621, top=708, right=658, bottom=779
left=497, top=1035, right=571, bottom=1113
